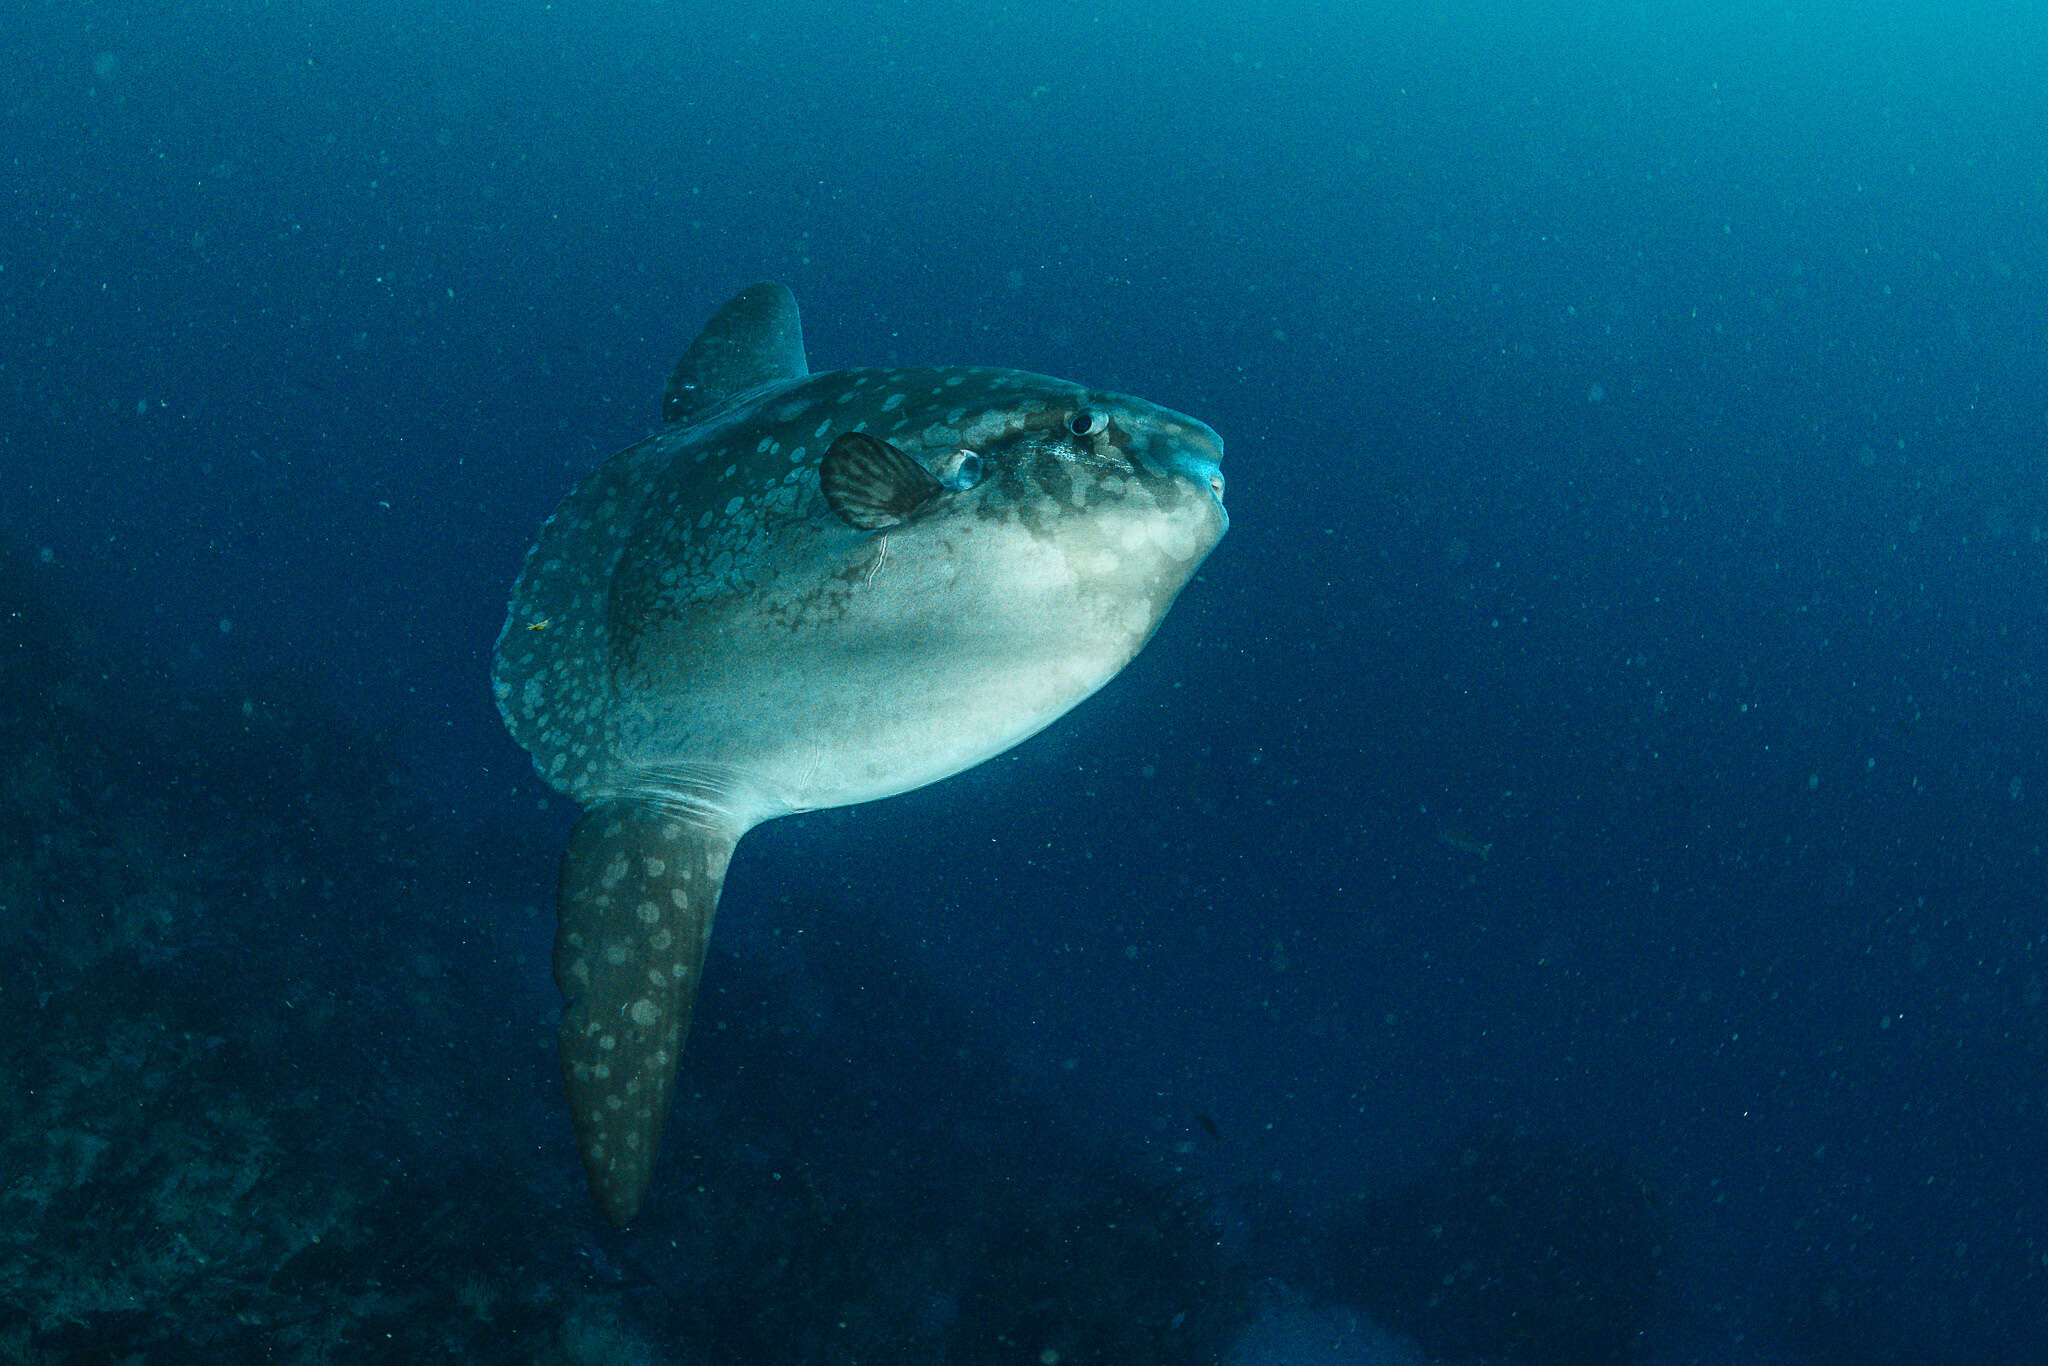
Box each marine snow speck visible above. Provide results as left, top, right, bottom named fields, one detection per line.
left=491, top=283, right=1229, bottom=1226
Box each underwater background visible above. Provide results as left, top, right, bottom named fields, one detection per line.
left=4, top=0, right=2045, bottom=1361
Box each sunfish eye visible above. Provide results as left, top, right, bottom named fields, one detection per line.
left=1067, top=409, right=1103, bottom=438
left=937, top=448, right=984, bottom=491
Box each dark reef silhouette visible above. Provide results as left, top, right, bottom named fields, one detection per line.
left=0, top=543, right=1251, bottom=1363
left=1293, top=1127, right=1667, bottom=1366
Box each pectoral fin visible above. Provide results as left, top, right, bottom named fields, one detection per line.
left=553, top=802, right=737, bottom=1227
left=821, top=431, right=945, bottom=529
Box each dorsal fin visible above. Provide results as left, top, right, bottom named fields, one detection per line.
left=661, top=283, right=808, bottom=426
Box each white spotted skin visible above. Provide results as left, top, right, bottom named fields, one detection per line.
left=495, top=363, right=1227, bottom=832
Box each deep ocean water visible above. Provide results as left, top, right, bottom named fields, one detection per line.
left=4, top=2, right=2045, bottom=1361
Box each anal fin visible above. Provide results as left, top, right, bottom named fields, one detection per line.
left=553, top=801, right=736, bottom=1227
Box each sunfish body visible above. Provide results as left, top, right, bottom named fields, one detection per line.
left=493, top=284, right=1227, bottom=1225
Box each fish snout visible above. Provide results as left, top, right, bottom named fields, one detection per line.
left=1167, top=447, right=1229, bottom=537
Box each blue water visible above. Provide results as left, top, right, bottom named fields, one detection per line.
left=5, top=1, right=2045, bottom=1360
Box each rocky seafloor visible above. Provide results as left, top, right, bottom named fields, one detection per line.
left=1, top=544, right=1676, bottom=1365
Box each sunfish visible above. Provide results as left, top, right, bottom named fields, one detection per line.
left=492, top=284, right=1228, bottom=1226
